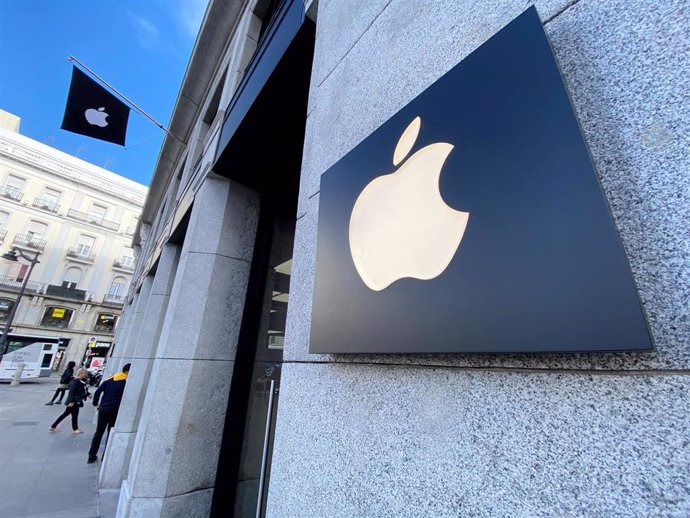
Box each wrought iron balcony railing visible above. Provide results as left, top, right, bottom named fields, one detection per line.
left=113, top=257, right=135, bottom=271
left=32, top=197, right=60, bottom=213
left=45, top=284, right=87, bottom=301
left=0, top=274, right=43, bottom=293
left=66, top=209, right=120, bottom=231
left=103, top=293, right=125, bottom=304
left=66, top=247, right=95, bottom=263
left=13, top=233, right=47, bottom=251
left=0, top=185, right=23, bottom=202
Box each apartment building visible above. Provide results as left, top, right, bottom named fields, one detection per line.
left=0, top=110, right=146, bottom=369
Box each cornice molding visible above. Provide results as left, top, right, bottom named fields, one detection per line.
left=0, top=135, right=146, bottom=206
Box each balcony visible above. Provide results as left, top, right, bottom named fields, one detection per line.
left=113, top=257, right=135, bottom=272
left=0, top=228, right=6, bottom=242
left=45, top=284, right=87, bottom=301
left=66, top=247, right=95, bottom=263
left=66, top=209, right=120, bottom=231
left=103, top=293, right=125, bottom=305
left=0, top=274, right=42, bottom=293
left=13, top=233, right=47, bottom=251
left=0, top=185, right=23, bottom=202
left=32, top=197, right=60, bottom=213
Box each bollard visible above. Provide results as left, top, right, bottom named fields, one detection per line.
left=10, top=363, right=25, bottom=386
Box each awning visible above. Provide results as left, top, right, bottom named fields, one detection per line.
left=214, top=0, right=307, bottom=167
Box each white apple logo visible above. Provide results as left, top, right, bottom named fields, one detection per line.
left=349, top=116, right=469, bottom=291
left=84, top=107, right=109, bottom=127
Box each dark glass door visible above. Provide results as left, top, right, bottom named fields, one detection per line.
left=210, top=10, right=314, bottom=516
left=234, top=211, right=294, bottom=518
left=212, top=193, right=296, bottom=518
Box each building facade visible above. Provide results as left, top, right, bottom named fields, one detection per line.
left=0, top=111, right=146, bottom=369
left=104, top=1, right=688, bottom=517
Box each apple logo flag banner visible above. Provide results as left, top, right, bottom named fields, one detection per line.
left=61, top=66, right=130, bottom=146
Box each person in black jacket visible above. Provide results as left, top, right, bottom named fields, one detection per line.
left=87, top=363, right=130, bottom=463
left=49, top=367, right=90, bottom=434
left=45, top=361, right=76, bottom=405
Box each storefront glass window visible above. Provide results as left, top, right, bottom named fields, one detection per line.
left=40, top=306, right=73, bottom=329
left=0, top=298, right=15, bottom=321
left=94, top=313, right=118, bottom=333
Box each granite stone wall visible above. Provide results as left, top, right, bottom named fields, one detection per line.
left=267, top=0, right=690, bottom=516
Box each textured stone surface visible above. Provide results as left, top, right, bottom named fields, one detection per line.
left=112, top=358, right=153, bottom=434
left=119, top=277, right=153, bottom=366
left=115, top=479, right=132, bottom=518
left=126, top=488, right=213, bottom=518
left=310, top=0, right=573, bottom=97
left=300, top=0, right=577, bottom=213
left=150, top=244, right=181, bottom=298
left=288, top=0, right=690, bottom=370
left=153, top=175, right=258, bottom=362
left=267, top=363, right=690, bottom=518
left=101, top=359, right=156, bottom=489
left=100, top=244, right=181, bottom=490
left=117, top=176, right=260, bottom=513
left=285, top=195, right=325, bottom=362
left=135, top=293, right=170, bottom=358
left=107, top=299, right=137, bottom=377
left=310, top=0, right=392, bottom=86
left=155, top=252, right=251, bottom=361
left=100, top=431, right=136, bottom=489
left=184, top=175, right=260, bottom=262
left=103, top=303, right=133, bottom=380
left=543, top=0, right=690, bottom=356
left=127, top=358, right=233, bottom=498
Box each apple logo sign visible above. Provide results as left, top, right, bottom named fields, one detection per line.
left=348, top=116, right=470, bottom=291
left=84, top=107, right=109, bottom=127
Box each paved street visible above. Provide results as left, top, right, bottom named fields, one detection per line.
left=0, top=376, right=116, bottom=518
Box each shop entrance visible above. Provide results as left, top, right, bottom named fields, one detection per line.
left=211, top=5, right=315, bottom=517
left=221, top=188, right=297, bottom=517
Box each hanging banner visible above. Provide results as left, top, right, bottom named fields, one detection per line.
left=61, top=66, right=130, bottom=146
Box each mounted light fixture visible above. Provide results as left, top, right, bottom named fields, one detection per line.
left=1, top=250, right=19, bottom=262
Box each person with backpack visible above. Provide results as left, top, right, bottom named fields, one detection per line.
left=87, top=363, right=130, bottom=463
left=45, top=361, right=76, bottom=405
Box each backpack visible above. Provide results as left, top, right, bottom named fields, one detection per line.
left=59, top=369, right=73, bottom=385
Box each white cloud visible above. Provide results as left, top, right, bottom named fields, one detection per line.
left=126, top=11, right=161, bottom=49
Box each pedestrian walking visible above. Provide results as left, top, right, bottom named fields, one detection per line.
left=49, top=367, right=90, bottom=434
left=45, top=361, right=75, bottom=405
left=87, top=363, right=130, bottom=463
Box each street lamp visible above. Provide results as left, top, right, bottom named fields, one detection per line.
left=0, top=247, right=41, bottom=363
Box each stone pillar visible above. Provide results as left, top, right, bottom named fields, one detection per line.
left=114, top=303, right=133, bottom=349
left=117, top=276, right=154, bottom=371
left=103, top=299, right=135, bottom=380
left=117, top=175, right=259, bottom=517
left=99, top=244, right=182, bottom=489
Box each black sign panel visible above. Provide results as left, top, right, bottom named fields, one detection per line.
left=309, top=7, right=653, bottom=354
left=61, top=66, right=130, bottom=146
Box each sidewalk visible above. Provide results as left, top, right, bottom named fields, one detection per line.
left=0, top=376, right=115, bottom=518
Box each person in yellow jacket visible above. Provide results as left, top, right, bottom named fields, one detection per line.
left=87, top=363, right=130, bottom=463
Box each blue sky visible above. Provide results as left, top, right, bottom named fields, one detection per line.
left=0, top=0, right=208, bottom=186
